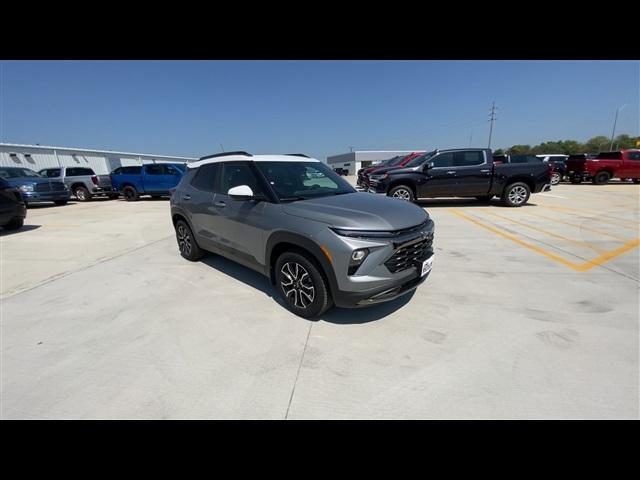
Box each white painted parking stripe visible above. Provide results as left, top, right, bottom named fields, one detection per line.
left=539, top=193, right=567, bottom=199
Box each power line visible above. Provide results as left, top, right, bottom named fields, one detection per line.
left=488, top=101, right=497, bottom=149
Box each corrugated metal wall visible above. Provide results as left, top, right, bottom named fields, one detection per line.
left=0, top=145, right=193, bottom=175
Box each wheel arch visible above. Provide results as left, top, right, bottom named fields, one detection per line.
left=266, top=231, right=338, bottom=297
left=387, top=179, right=417, bottom=197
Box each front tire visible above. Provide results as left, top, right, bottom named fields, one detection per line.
left=501, top=182, right=531, bottom=207
left=3, top=218, right=24, bottom=230
left=275, top=251, right=331, bottom=319
left=593, top=171, right=610, bottom=185
left=122, top=186, right=139, bottom=202
left=388, top=185, right=415, bottom=202
left=175, top=220, right=203, bottom=261
left=74, top=186, right=91, bottom=202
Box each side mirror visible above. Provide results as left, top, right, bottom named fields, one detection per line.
left=424, top=161, right=434, bottom=170
left=228, top=184, right=254, bottom=201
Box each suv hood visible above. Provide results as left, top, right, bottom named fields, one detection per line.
left=282, top=192, right=428, bottom=230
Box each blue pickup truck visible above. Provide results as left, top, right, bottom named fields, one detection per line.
left=110, top=163, right=186, bottom=201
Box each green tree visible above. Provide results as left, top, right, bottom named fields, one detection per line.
left=507, top=145, right=531, bottom=154
left=613, top=134, right=637, bottom=150
left=584, top=136, right=611, bottom=153
left=493, top=148, right=505, bottom=155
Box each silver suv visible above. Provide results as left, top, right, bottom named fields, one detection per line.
left=170, top=152, right=435, bottom=318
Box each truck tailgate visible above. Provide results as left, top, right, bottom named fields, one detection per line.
left=97, top=175, right=113, bottom=188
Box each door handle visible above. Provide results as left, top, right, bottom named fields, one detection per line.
left=182, top=195, right=191, bottom=201
left=214, top=201, right=226, bottom=208
left=480, top=169, right=491, bottom=173
left=446, top=171, right=456, bottom=174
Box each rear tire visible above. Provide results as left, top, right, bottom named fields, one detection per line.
left=275, top=251, right=332, bottom=319
left=122, top=186, right=139, bottom=202
left=74, top=186, right=91, bottom=202
left=388, top=185, right=415, bottom=202
left=54, top=200, right=68, bottom=205
left=501, top=182, right=530, bottom=207
left=593, top=171, right=610, bottom=185
left=175, top=220, right=203, bottom=261
left=550, top=172, right=561, bottom=185
left=3, top=218, right=24, bottom=230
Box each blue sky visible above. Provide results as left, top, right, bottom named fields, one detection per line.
left=0, top=61, right=637, bottom=159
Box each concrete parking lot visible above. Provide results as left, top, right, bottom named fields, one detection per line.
left=1, top=182, right=638, bottom=419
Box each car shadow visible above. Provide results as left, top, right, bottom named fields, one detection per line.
left=199, top=253, right=413, bottom=324
left=0, top=224, right=41, bottom=236
left=414, top=198, right=538, bottom=208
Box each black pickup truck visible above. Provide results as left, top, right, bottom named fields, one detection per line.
left=367, top=148, right=551, bottom=207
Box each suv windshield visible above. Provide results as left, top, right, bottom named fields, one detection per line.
left=405, top=150, right=437, bottom=168
left=0, top=167, right=42, bottom=179
left=256, top=161, right=355, bottom=201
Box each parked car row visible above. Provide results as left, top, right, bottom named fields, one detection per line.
left=361, top=148, right=551, bottom=207
left=0, top=163, right=188, bottom=208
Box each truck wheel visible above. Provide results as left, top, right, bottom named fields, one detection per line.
left=54, top=200, right=68, bottom=205
left=175, top=220, right=203, bottom=261
left=475, top=195, right=493, bottom=202
left=3, top=218, right=24, bottom=230
left=122, top=186, right=139, bottom=202
left=593, top=171, right=610, bottom=185
left=388, top=185, right=415, bottom=202
left=501, top=182, right=530, bottom=207
left=74, top=186, right=91, bottom=202
left=275, top=251, right=332, bottom=319
left=550, top=172, right=561, bottom=185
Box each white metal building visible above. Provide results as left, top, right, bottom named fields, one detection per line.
left=326, top=150, right=423, bottom=176
left=0, top=143, right=196, bottom=175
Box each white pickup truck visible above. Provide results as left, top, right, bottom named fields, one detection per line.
left=38, top=166, right=119, bottom=201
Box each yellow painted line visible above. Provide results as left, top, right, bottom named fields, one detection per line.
left=481, top=210, right=604, bottom=253
left=544, top=205, right=639, bottom=231
left=517, top=209, right=631, bottom=242
left=448, top=208, right=640, bottom=272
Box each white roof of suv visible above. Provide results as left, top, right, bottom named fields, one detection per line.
left=187, top=153, right=320, bottom=169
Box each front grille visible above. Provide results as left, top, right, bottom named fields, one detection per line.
left=34, top=183, right=51, bottom=192
left=385, top=235, right=433, bottom=273
left=51, top=182, right=66, bottom=191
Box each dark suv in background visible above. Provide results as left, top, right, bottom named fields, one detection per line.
left=170, top=152, right=435, bottom=318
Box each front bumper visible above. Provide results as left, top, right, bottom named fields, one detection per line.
left=22, top=191, right=71, bottom=203
left=333, top=254, right=432, bottom=308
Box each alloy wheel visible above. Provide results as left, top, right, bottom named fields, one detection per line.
left=392, top=188, right=411, bottom=201
left=280, top=262, right=315, bottom=309
left=177, top=224, right=192, bottom=256
left=508, top=186, right=528, bottom=205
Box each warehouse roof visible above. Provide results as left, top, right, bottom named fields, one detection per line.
left=0, top=142, right=196, bottom=161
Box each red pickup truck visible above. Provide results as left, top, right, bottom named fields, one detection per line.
left=566, top=150, right=640, bottom=184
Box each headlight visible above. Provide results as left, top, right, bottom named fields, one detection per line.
left=19, top=185, right=34, bottom=192
left=348, top=248, right=369, bottom=276
left=369, top=173, right=388, bottom=181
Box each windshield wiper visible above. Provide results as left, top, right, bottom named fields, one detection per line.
left=279, top=196, right=307, bottom=202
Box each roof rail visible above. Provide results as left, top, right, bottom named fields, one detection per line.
left=198, top=151, right=252, bottom=160
left=285, top=153, right=311, bottom=158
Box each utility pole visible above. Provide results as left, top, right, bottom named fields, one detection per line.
left=219, top=143, right=225, bottom=152
left=468, top=128, right=473, bottom=147
left=488, top=101, right=497, bottom=149
left=348, top=146, right=354, bottom=153
left=610, top=104, right=626, bottom=150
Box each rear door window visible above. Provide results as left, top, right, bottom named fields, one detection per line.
left=453, top=151, right=484, bottom=167
left=145, top=165, right=164, bottom=175
left=191, top=164, right=220, bottom=192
